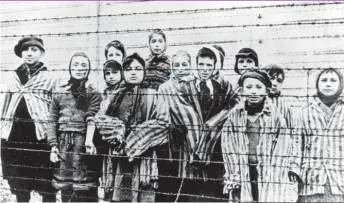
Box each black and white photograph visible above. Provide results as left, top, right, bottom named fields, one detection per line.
left=0, top=1, right=344, bottom=202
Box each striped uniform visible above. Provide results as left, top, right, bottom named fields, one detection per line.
left=157, top=76, right=203, bottom=178
left=0, top=67, right=58, bottom=140
left=222, top=99, right=295, bottom=202
left=300, top=96, right=344, bottom=196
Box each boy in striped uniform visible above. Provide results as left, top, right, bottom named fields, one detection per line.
left=298, top=67, right=344, bottom=202
left=221, top=70, right=295, bottom=202
left=1, top=36, right=58, bottom=202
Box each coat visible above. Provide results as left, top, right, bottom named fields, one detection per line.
left=222, top=98, right=296, bottom=202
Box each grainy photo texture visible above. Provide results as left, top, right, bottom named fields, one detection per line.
left=1, top=1, right=344, bottom=202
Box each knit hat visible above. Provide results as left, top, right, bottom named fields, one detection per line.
left=14, top=36, right=45, bottom=58
left=238, top=69, right=272, bottom=88
left=234, top=48, right=259, bottom=75
left=103, top=60, right=123, bottom=80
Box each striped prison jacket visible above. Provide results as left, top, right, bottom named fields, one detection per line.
left=0, top=66, right=58, bottom=140
left=222, top=98, right=297, bottom=202
left=300, top=96, right=344, bottom=196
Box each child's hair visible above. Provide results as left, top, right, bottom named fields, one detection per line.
left=234, top=48, right=259, bottom=74
left=263, top=64, right=285, bottom=81
left=103, top=60, right=122, bottom=78
left=148, top=29, right=166, bottom=43
left=104, top=40, right=126, bottom=60
left=196, top=47, right=217, bottom=66
left=123, top=53, right=145, bottom=70
left=172, top=50, right=191, bottom=66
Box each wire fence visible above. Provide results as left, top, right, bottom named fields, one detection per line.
left=1, top=1, right=344, bottom=202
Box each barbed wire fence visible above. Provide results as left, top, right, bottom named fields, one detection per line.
left=1, top=1, right=344, bottom=202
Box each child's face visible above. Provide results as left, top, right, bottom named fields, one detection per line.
left=107, top=46, right=124, bottom=63
left=318, top=71, right=340, bottom=96
left=269, top=73, right=284, bottom=94
left=242, top=78, right=267, bottom=105
left=21, top=46, right=43, bottom=65
left=149, top=34, right=165, bottom=55
left=197, top=56, right=215, bottom=80
left=123, top=59, right=144, bottom=85
left=70, top=56, right=90, bottom=80
left=237, top=57, right=256, bottom=74
left=104, top=68, right=121, bottom=86
left=172, top=56, right=191, bottom=80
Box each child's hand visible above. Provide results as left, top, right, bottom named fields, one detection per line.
left=85, top=141, right=97, bottom=155
left=50, top=146, right=60, bottom=163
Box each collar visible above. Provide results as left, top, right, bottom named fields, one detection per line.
left=237, top=97, right=272, bottom=116
left=195, top=78, right=214, bottom=97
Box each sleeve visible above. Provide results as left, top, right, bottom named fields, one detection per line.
left=0, top=75, right=12, bottom=123
left=46, top=94, right=60, bottom=147
left=288, top=110, right=302, bottom=177
left=221, top=112, right=241, bottom=193
left=125, top=89, right=170, bottom=159
left=84, top=87, right=103, bottom=121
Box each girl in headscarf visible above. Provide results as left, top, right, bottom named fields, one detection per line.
left=156, top=50, right=201, bottom=201
left=145, top=29, right=171, bottom=90
left=0, top=36, right=58, bottom=202
left=47, top=52, right=102, bottom=202
left=222, top=70, right=295, bottom=202
left=94, top=53, right=170, bottom=202
left=298, top=67, right=344, bottom=202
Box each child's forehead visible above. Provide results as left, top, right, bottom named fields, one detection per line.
left=237, top=56, right=254, bottom=60
left=198, top=56, right=215, bottom=61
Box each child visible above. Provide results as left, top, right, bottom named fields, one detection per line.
left=222, top=70, right=295, bottom=202
left=263, top=64, right=301, bottom=201
left=178, top=46, right=232, bottom=201
left=95, top=53, right=170, bottom=202
left=234, top=47, right=259, bottom=75
left=104, top=40, right=126, bottom=63
left=145, top=29, right=171, bottom=90
left=103, top=60, right=123, bottom=99
left=298, top=68, right=344, bottom=202
left=0, top=36, right=57, bottom=202
left=156, top=50, right=201, bottom=201
left=47, top=52, right=102, bottom=202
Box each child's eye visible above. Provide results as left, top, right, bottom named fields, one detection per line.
left=173, top=63, right=180, bottom=67
left=182, top=62, right=188, bottom=67
left=31, top=47, right=38, bottom=52
left=330, top=78, right=337, bottom=82
left=238, top=60, right=244, bottom=63
left=125, top=67, right=132, bottom=71
left=158, top=39, right=164, bottom=43
left=82, top=63, right=88, bottom=68
left=256, top=85, right=263, bottom=89
left=277, top=78, right=283, bottom=83
left=247, top=59, right=253, bottom=63
left=116, top=53, right=121, bottom=56
left=113, top=70, right=119, bottom=74
left=108, top=53, right=113, bottom=57
left=151, top=39, right=157, bottom=43
left=321, top=78, right=327, bottom=82
left=73, top=62, right=79, bottom=66
left=135, top=66, right=143, bottom=71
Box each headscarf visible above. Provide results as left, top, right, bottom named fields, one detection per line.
left=171, top=50, right=194, bottom=82
left=316, top=67, right=343, bottom=107
left=62, top=52, right=91, bottom=110
left=195, top=45, right=222, bottom=80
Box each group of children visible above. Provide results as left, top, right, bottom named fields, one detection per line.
left=1, top=29, right=343, bottom=203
